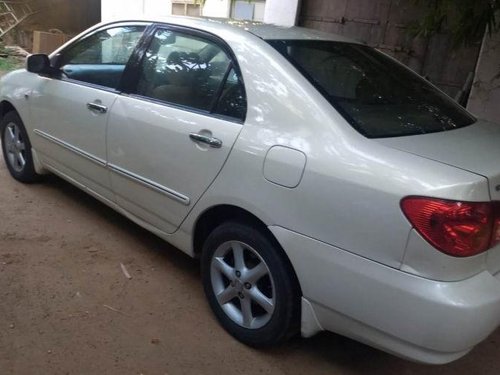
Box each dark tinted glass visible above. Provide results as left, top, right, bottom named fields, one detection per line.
left=60, top=26, right=145, bottom=89
left=214, top=68, right=246, bottom=120
left=268, top=40, right=475, bottom=138
left=137, top=29, right=232, bottom=112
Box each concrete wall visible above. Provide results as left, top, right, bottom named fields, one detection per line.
left=264, top=0, right=300, bottom=26
left=467, top=30, right=500, bottom=124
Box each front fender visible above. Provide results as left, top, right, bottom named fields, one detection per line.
left=0, top=69, right=39, bottom=132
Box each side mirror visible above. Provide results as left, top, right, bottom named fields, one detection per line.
left=27, top=54, right=55, bottom=75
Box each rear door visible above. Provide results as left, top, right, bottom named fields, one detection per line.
left=107, top=26, right=247, bottom=234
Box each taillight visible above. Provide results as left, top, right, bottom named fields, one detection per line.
left=493, top=202, right=500, bottom=248
left=401, top=197, right=500, bottom=257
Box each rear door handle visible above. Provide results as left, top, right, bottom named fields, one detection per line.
left=189, top=133, right=223, bottom=148
left=87, top=102, right=108, bottom=114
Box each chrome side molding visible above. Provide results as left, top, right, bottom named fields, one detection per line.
left=33, top=129, right=191, bottom=206
left=33, top=129, right=106, bottom=166
left=108, top=164, right=191, bottom=206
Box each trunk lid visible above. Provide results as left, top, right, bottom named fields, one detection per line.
left=376, top=120, right=500, bottom=201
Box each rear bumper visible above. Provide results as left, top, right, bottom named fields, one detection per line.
left=270, top=226, right=500, bottom=364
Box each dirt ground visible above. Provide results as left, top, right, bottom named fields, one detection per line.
left=1, top=151, right=500, bottom=375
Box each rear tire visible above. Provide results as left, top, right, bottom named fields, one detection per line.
left=0, top=111, right=40, bottom=183
left=201, top=221, right=300, bottom=347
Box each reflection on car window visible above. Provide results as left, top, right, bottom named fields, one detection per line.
left=136, top=29, right=246, bottom=120
left=60, top=26, right=145, bottom=89
left=268, top=40, right=475, bottom=138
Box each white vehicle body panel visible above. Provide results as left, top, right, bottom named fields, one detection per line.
left=270, top=225, right=500, bottom=364
left=29, top=79, right=117, bottom=201
left=107, top=95, right=243, bottom=234
left=378, top=120, right=500, bottom=202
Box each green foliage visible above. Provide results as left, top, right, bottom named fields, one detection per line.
left=0, top=57, right=21, bottom=72
left=412, top=0, right=499, bottom=47
left=0, top=43, right=23, bottom=73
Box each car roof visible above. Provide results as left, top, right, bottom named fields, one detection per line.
left=233, top=20, right=359, bottom=43
left=111, top=16, right=360, bottom=44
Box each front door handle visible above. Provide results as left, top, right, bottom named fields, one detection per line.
left=87, top=102, right=108, bottom=114
left=189, top=133, right=223, bottom=148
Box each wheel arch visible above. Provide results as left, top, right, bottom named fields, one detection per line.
left=0, top=100, right=19, bottom=121
left=192, top=204, right=303, bottom=294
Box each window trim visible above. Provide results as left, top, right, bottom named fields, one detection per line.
left=209, top=61, right=234, bottom=113
left=123, top=91, right=247, bottom=125
left=122, top=22, right=247, bottom=124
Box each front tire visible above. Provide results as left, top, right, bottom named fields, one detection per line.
left=0, top=111, right=40, bottom=183
left=201, top=222, right=300, bottom=347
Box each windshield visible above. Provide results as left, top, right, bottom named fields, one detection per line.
left=267, top=40, right=475, bottom=138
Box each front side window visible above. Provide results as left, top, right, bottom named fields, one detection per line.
left=136, top=28, right=246, bottom=120
left=59, top=25, right=146, bottom=89
left=268, top=40, right=475, bottom=138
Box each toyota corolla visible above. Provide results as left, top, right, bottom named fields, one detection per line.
left=1, top=17, right=500, bottom=364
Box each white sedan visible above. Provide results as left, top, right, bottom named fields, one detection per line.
left=1, top=16, right=500, bottom=364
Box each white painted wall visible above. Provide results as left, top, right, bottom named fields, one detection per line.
left=202, top=0, right=231, bottom=18
left=101, top=0, right=172, bottom=22
left=102, top=0, right=232, bottom=21
left=253, top=2, right=266, bottom=22
left=264, top=0, right=300, bottom=26
left=101, top=0, right=293, bottom=28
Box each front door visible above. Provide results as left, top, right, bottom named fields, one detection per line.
left=30, top=24, right=146, bottom=202
left=107, top=27, right=247, bottom=234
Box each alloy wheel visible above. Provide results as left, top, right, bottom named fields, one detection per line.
left=210, top=240, right=276, bottom=329
left=3, top=122, right=27, bottom=173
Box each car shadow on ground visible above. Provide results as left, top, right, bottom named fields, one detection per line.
left=41, top=173, right=199, bottom=274
left=40, top=174, right=500, bottom=375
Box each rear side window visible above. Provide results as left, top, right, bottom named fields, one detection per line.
left=135, top=28, right=246, bottom=121
left=59, top=26, right=146, bottom=89
left=268, top=40, right=475, bottom=138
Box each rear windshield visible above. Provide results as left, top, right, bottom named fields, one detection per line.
left=267, top=40, right=475, bottom=138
